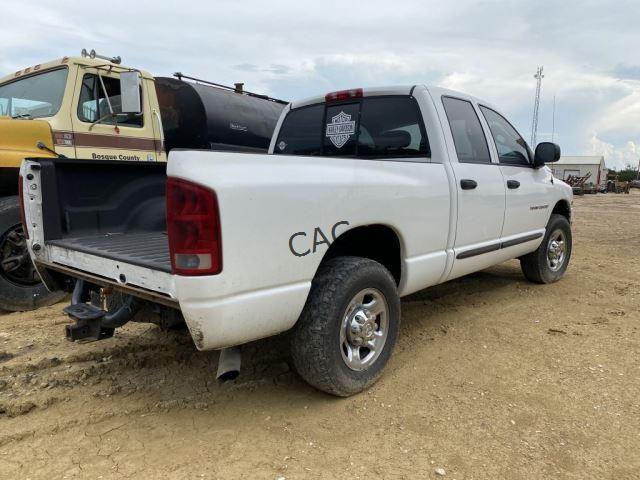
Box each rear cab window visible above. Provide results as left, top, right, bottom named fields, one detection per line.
left=274, top=95, right=429, bottom=160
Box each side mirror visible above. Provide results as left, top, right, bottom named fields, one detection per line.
left=120, top=71, right=142, bottom=114
left=533, top=142, right=561, bottom=168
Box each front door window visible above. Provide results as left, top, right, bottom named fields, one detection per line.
left=77, top=74, right=143, bottom=127
left=480, top=106, right=531, bottom=166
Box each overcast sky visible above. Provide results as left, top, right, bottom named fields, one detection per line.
left=2, top=0, right=639, bottom=170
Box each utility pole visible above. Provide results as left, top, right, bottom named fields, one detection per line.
left=530, top=66, right=544, bottom=147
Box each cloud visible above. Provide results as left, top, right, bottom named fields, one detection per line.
left=234, top=63, right=291, bottom=75
left=589, top=135, right=639, bottom=170
left=1, top=0, right=639, bottom=169
left=594, top=85, right=640, bottom=136
left=612, top=64, right=640, bottom=81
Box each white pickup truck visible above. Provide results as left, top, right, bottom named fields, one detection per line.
left=21, top=85, right=572, bottom=396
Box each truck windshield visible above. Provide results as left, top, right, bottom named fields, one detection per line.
left=0, top=68, right=68, bottom=119
left=274, top=96, right=430, bottom=159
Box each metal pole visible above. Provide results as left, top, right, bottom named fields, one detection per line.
left=551, top=94, right=556, bottom=143
left=530, top=66, right=544, bottom=147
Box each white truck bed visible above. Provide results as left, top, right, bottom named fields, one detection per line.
left=49, top=232, right=170, bottom=273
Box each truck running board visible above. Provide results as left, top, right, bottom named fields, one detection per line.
left=63, top=303, right=115, bottom=342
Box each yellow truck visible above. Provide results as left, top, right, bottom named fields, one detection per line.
left=0, top=50, right=286, bottom=311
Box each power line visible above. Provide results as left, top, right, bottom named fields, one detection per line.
left=530, top=66, right=544, bottom=147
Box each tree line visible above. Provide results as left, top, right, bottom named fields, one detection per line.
left=609, top=166, right=640, bottom=182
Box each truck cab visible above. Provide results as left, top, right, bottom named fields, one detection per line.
left=0, top=54, right=165, bottom=169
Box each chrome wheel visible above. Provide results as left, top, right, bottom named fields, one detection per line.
left=340, top=288, right=389, bottom=371
left=546, top=229, right=566, bottom=272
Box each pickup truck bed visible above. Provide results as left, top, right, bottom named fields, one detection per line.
left=48, top=232, right=170, bottom=273
left=23, top=159, right=171, bottom=298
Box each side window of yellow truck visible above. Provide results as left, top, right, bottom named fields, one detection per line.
left=77, top=74, right=143, bottom=127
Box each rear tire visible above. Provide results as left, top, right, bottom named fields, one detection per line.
left=520, top=214, right=572, bottom=284
left=290, top=256, right=400, bottom=397
left=0, top=196, right=65, bottom=312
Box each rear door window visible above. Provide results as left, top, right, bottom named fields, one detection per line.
left=442, top=97, right=491, bottom=164
left=275, top=96, right=429, bottom=159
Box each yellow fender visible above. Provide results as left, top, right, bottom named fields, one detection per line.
left=0, top=117, right=56, bottom=169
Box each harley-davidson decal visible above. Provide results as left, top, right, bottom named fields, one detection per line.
left=326, top=111, right=356, bottom=148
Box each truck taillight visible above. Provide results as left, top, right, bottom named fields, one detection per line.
left=166, top=178, right=222, bottom=276
left=325, top=88, right=363, bottom=102
left=18, top=175, right=29, bottom=239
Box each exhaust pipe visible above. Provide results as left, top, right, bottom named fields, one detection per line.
left=216, top=346, right=241, bottom=382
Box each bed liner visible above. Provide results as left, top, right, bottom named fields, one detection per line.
left=48, top=231, right=171, bottom=273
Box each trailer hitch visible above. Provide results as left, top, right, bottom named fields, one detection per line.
left=63, top=303, right=114, bottom=342
left=63, top=280, right=142, bottom=342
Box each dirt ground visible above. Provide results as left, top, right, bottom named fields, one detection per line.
left=0, top=192, right=638, bottom=480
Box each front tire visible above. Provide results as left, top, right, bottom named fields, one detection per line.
left=0, top=196, right=65, bottom=311
left=290, top=256, right=400, bottom=397
left=520, top=214, right=572, bottom=284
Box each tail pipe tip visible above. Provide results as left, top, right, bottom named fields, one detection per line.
left=216, top=346, right=241, bottom=382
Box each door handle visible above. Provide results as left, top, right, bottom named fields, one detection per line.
left=507, top=180, right=520, bottom=189
left=460, top=179, right=478, bottom=190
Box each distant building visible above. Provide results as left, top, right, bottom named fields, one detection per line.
left=550, top=156, right=608, bottom=188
